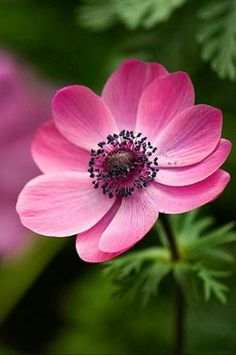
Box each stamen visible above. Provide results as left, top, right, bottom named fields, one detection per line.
left=88, top=131, right=159, bottom=198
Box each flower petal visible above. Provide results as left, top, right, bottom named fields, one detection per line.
left=155, top=139, right=231, bottom=186
left=0, top=200, right=32, bottom=259
left=150, top=170, right=230, bottom=214
left=156, top=105, right=222, bottom=167
left=136, top=72, right=195, bottom=141
left=16, top=172, right=114, bottom=237
left=99, top=189, right=159, bottom=253
left=52, top=85, right=118, bottom=150
left=76, top=199, right=125, bottom=263
left=0, top=52, right=52, bottom=145
left=0, top=133, right=40, bottom=197
left=102, top=59, right=168, bottom=131
left=32, top=121, right=90, bottom=173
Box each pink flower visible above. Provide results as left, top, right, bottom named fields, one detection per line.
left=16, top=59, right=231, bottom=263
left=0, top=52, right=51, bottom=259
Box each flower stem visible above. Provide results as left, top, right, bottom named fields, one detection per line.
left=161, top=214, right=185, bottom=355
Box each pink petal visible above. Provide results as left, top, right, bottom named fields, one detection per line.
left=102, top=59, right=168, bottom=131
left=0, top=52, right=52, bottom=145
left=76, top=199, right=125, bottom=262
left=156, top=105, right=223, bottom=167
left=16, top=172, right=114, bottom=237
left=32, top=121, right=90, bottom=173
left=136, top=72, right=194, bottom=141
left=150, top=170, right=230, bottom=214
left=99, top=189, right=159, bottom=253
left=0, top=200, right=33, bottom=259
left=156, top=139, right=231, bottom=186
left=0, top=133, right=41, bottom=198
left=52, top=85, right=118, bottom=150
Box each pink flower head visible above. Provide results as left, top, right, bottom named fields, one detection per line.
left=16, top=59, right=231, bottom=263
left=0, top=51, right=51, bottom=259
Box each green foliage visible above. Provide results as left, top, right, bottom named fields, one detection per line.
left=49, top=266, right=236, bottom=355
left=77, top=0, right=117, bottom=31
left=194, top=265, right=229, bottom=304
left=173, top=211, right=236, bottom=303
left=184, top=222, right=236, bottom=258
left=197, top=0, right=236, bottom=81
left=77, top=0, right=188, bottom=30
left=104, top=247, right=171, bottom=305
left=77, top=0, right=236, bottom=81
left=105, top=210, right=236, bottom=305
left=175, top=261, right=232, bottom=304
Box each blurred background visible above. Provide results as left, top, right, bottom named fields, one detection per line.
left=0, top=0, right=235, bottom=354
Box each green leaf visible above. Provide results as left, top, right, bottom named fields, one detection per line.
left=200, top=248, right=235, bottom=264
left=77, top=0, right=118, bottom=31
left=105, top=211, right=235, bottom=306
left=155, top=212, right=236, bottom=303
left=156, top=211, right=236, bottom=264
left=77, top=0, right=188, bottom=30
left=197, top=0, right=236, bottom=81
left=173, top=261, right=201, bottom=300
left=179, top=215, right=215, bottom=245
left=174, top=262, right=231, bottom=303
left=117, top=0, right=188, bottom=29
left=141, top=262, right=172, bottom=305
left=104, top=247, right=170, bottom=277
left=185, top=222, right=236, bottom=258
left=194, top=265, right=230, bottom=304
left=104, top=247, right=171, bottom=304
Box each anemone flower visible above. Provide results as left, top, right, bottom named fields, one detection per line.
left=0, top=52, right=51, bottom=259
left=17, top=59, right=231, bottom=262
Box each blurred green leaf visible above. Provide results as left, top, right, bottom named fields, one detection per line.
left=194, top=265, right=229, bottom=304
left=77, top=0, right=188, bottom=30
left=184, top=218, right=236, bottom=258
left=202, top=248, right=235, bottom=264
left=104, top=211, right=235, bottom=305
left=77, top=0, right=117, bottom=31
left=117, top=0, right=188, bottom=29
left=156, top=211, right=236, bottom=303
left=104, top=247, right=171, bottom=305
left=162, top=211, right=236, bottom=263
left=185, top=222, right=236, bottom=259
left=197, top=0, right=236, bottom=81
left=174, top=262, right=201, bottom=300
left=174, top=260, right=231, bottom=304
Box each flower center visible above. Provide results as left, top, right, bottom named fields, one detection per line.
left=88, top=130, right=159, bottom=198
left=104, top=149, right=137, bottom=178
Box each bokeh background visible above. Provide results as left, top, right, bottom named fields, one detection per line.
left=0, top=0, right=236, bottom=354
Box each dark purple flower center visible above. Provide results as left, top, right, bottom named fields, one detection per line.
left=104, top=149, right=137, bottom=177
left=88, top=130, right=159, bottom=198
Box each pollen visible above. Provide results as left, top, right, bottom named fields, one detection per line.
left=88, top=130, right=159, bottom=198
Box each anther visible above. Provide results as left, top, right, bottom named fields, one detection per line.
left=88, top=130, right=158, bottom=198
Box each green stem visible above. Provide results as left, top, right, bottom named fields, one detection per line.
left=161, top=215, right=179, bottom=260
left=161, top=214, right=185, bottom=355
left=174, top=280, right=185, bottom=355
